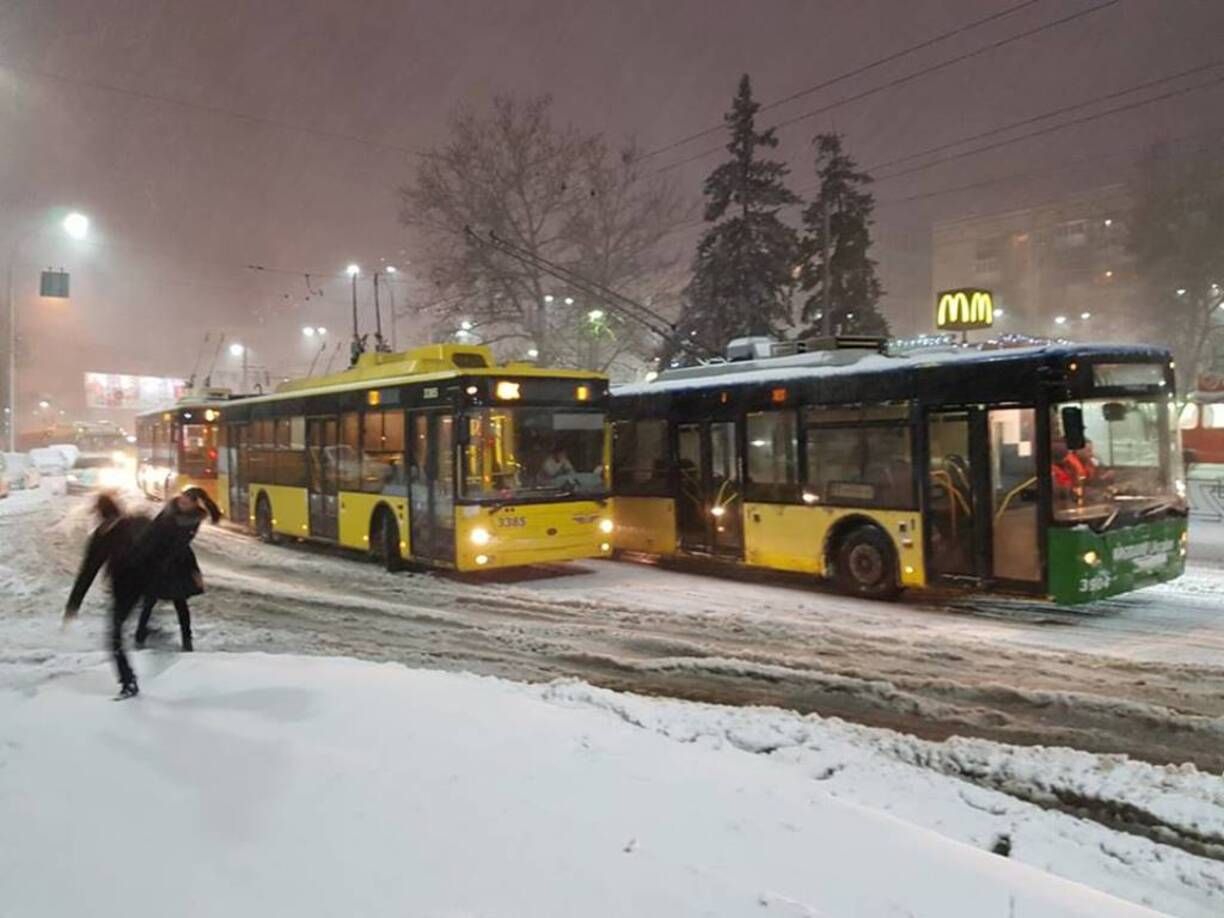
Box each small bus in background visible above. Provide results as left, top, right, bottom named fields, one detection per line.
left=135, top=391, right=230, bottom=502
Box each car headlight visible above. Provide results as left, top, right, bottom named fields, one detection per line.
left=470, top=527, right=491, bottom=546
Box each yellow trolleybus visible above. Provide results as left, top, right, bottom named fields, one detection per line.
left=213, top=343, right=613, bottom=572
left=610, top=338, right=1187, bottom=604
left=135, top=391, right=230, bottom=503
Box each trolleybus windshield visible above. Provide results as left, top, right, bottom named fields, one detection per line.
left=462, top=407, right=607, bottom=501
left=1050, top=396, right=1185, bottom=524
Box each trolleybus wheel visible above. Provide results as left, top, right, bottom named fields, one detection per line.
left=834, top=525, right=900, bottom=600
left=255, top=495, right=277, bottom=544
left=372, top=508, right=403, bottom=572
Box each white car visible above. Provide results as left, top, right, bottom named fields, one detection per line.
left=1, top=453, right=42, bottom=490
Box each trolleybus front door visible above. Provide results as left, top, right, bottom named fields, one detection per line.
left=409, top=412, right=456, bottom=564
left=306, top=417, right=339, bottom=540
left=926, top=407, right=1042, bottom=587
left=676, top=420, right=743, bottom=557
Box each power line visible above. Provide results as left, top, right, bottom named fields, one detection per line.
left=870, top=70, right=1224, bottom=184
left=874, top=127, right=1224, bottom=207
left=651, top=0, right=1121, bottom=176
left=0, top=59, right=435, bottom=160
left=642, top=0, right=1042, bottom=159
left=868, top=58, right=1224, bottom=174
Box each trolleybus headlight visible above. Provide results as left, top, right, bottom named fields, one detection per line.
left=470, top=526, right=491, bottom=546
left=475, top=554, right=489, bottom=566
left=600, top=542, right=611, bottom=552
left=598, top=518, right=614, bottom=534
left=1082, top=550, right=1100, bottom=567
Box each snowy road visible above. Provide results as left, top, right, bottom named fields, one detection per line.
left=6, top=490, right=1224, bottom=772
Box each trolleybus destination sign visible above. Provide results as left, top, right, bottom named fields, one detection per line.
left=936, top=287, right=994, bottom=331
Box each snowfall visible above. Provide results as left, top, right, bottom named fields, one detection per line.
left=3, top=485, right=1224, bottom=917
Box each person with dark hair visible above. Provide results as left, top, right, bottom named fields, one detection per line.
left=134, top=488, right=222, bottom=653
left=64, top=493, right=153, bottom=699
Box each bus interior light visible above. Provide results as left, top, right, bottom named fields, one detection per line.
left=495, top=381, right=521, bottom=400
left=801, top=492, right=820, bottom=504
left=771, top=387, right=787, bottom=404
left=576, top=385, right=590, bottom=401
left=204, top=409, right=218, bottom=422
left=367, top=390, right=381, bottom=407
left=465, top=385, right=479, bottom=396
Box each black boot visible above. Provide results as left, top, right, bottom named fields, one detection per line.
left=115, top=680, right=139, bottom=700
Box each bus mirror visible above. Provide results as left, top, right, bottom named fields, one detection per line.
left=1102, top=401, right=1128, bottom=423
left=1061, top=406, right=1086, bottom=450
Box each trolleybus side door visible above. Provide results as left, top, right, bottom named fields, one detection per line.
left=307, top=417, right=339, bottom=540
left=227, top=423, right=249, bottom=525
left=675, top=420, right=743, bottom=557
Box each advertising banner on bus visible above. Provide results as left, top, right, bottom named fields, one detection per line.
left=84, top=372, right=186, bottom=411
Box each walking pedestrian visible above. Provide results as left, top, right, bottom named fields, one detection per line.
left=64, top=494, right=153, bottom=699
left=133, top=488, right=221, bottom=653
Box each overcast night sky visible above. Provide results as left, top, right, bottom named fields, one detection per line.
left=3, top=0, right=1224, bottom=410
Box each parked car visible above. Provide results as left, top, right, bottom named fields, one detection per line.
left=29, top=447, right=71, bottom=476
left=1, top=453, right=42, bottom=490
left=66, top=454, right=132, bottom=492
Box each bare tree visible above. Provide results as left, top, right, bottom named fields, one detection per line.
left=398, top=96, right=687, bottom=370
left=1130, top=145, right=1224, bottom=398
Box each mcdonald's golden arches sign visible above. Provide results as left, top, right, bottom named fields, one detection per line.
left=936, top=287, right=994, bottom=331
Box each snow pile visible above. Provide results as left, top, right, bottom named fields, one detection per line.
left=544, top=682, right=1224, bottom=916
left=0, top=653, right=1165, bottom=918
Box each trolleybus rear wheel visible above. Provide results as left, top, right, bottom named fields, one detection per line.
left=834, top=525, right=900, bottom=600
left=371, top=508, right=403, bottom=572
left=255, top=495, right=277, bottom=544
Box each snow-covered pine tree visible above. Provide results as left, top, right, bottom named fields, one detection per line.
left=798, top=133, right=889, bottom=338
left=667, top=74, right=799, bottom=364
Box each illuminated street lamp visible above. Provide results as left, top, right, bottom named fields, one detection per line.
left=1054, top=316, right=1068, bottom=326
left=229, top=342, right=245, bottom=357
left=62, top=212, right=90, bottom=241
left=302, top=326, right=316, bottom=337
left=1080, top=312, right=1092, bottom=320
left=587, top=309, right=605, bottom=322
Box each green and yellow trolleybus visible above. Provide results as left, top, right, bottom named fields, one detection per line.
left=610, top=338, right=1187, bottom=604
left=211, top=343, right=613, bottom=572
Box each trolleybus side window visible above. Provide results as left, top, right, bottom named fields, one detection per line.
left=360, top=410, right=406, bottom=495
left=273, top=417, right=308, bottom=488
left=802, top=404, right=914, bottom=508
left=339, top=412, right=361, bottom=491
left=612, top=419, right=670, bottom=495
left=745, top=410, right=799, bottom=502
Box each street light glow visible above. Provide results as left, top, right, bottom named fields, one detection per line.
left=459, top=320, right=473, bottom=331
left=317, top=326, right=327, bottom=335
left=564, top=296, right=575, bottom=306
left=62, top=212, right=90, bottom=240
left=38, top=400, right=50, bottom=409
left=543, top=294, right=555, bottom=303
left=527, top=348, right=539, bottom=358
left=229, top=343, right=245, bottom=357
left=385, top=265, right=397, bottom=274
left=587, top=309, right=605, bottom=321
left=1080, top=312, right=1092, bottom=320
left=302, top=326, right=316, bottom=337
left=1054, top=316, right=1067, bottom=325
left=346, top=263, right=360, bottom=277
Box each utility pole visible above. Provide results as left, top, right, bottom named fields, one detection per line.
left=372, top=272, right=389, bottom=353
left=821, top=195, right=833, bottom=338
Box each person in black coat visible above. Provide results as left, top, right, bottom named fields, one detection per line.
left=133, top=488, right=221, bottom=653
left=65, top=494, right=153, bottom=698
